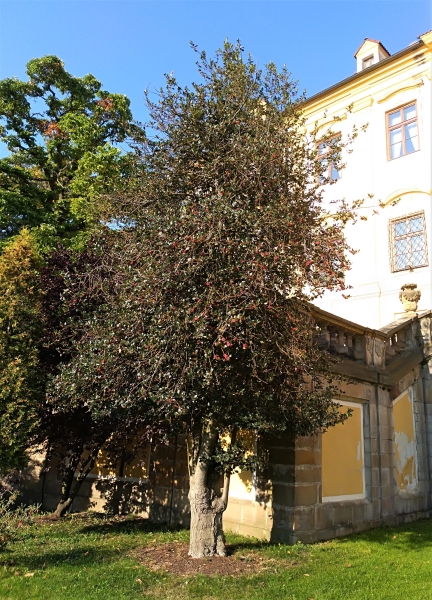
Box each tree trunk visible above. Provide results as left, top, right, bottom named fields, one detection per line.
left=53, top=495, right=74, bottom=518
left=187, top=422, right=231, bottom=558
left=53, top=465, right=75, bottom=518
left=53, top=447, right=99, bottom=518
left=188, top=472, right=228, bottom=558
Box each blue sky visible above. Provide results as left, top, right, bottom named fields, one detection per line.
left=0, top=0, right=431, bottom=126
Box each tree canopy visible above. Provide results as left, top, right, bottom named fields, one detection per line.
left=0, top=55, right=143, bottom=251
left=36, top=236, right=155, bottom=517
left=49, top=42, right=355, bottom=557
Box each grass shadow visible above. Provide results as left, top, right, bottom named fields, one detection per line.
left=327, top=518, right=432, bottom=551
left=0, top=544, right=127, bottom=571
left=77, top=514, right=187, bottom=537
left=225, top=540, right=273, bottom=555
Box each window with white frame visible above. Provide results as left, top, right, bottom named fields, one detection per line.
left=390, top=212, right=428, bottom=272
left=387, top=102, right=419, bottom=160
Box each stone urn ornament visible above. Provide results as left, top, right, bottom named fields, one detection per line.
left=399, top=283, right=421, bottom=313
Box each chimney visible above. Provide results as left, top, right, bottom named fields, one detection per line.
left=354, top=39, right=391, bottom=73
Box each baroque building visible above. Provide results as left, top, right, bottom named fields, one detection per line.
left=305, top=31, right=432, bottom=329
left=23, top=31, right=432, bottom=543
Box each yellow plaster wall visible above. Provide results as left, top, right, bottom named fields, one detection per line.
left=89, top=448, right=118, bottom=477
left=122, top=446, right=149, bottom=479
left=88, top=444, right=149, bottom=479
left=227, top=430, right=255, bottom=501
left=322, top=404, right=364, bottom=500
left=229, top=470, right=254, bottom=500
left=393, top=391, right=417, bottom=492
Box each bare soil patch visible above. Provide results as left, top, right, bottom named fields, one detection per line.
left=133, top=542, right=297, bottom=576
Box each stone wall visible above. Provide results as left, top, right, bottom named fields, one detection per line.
left=21, top=436, right=191, bottom=527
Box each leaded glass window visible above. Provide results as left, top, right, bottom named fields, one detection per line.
left=390, top=213, right=428, bottom=272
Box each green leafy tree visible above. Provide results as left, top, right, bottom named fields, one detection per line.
left=0, top=55, right=143, bottom=250
left=0, top=230, right=43, bottom=474
left=50, top=42, right=355, bottom=556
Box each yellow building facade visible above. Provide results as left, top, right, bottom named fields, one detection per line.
left=304, top=31, right=432, bottom=329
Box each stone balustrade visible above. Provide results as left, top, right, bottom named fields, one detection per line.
left=311, top=305, right=431, bottom=375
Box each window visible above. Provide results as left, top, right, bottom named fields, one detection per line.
left=390, top=212, right=428, bottom=272
left=318, top=136, right=341, bottom=184
left=387, top=103, right=419, bottom=160
left=362, top=55, right=374, bottom=69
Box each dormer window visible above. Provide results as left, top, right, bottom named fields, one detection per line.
left=354, top=39, right=390, bottom=73
left=362, top=55, right=374, bottom=69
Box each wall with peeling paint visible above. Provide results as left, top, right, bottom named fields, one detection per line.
left=393, top=390, right=418, bottom=492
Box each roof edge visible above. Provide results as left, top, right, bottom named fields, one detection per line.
left=310, top=305, right=432, bottom=340
left=353, top=38, right=391, bottom=58
left=304, top=38, right=424, bottom=106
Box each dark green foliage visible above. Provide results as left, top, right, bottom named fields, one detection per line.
left=34, top=237, right=155, bottom=516
left=51, top=42, right=353, bottom=475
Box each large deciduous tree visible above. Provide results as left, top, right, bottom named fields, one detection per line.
left=50, top=42, right=355, bottom=556
left=36, top=239, right=113, bottom=517
left=0, top=55, right=143, bottom=250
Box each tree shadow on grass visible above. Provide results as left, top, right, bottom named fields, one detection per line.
left=77, top=514, right=187, bottom=537
left=0, top=544, right=128, bottom=572
left=78, top=516, right=273, bottom=552
left=0, top=514, right=187, bottom=572
left=225, top=541, right=273, bottom=555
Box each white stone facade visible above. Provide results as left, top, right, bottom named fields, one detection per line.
left=305, top=32, right=432, bottom=329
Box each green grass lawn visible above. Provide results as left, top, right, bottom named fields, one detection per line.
left=1, top=514, right=432, bottom=599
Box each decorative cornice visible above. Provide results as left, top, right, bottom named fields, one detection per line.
left=352, top=97, right=373, bottom=113
left=309, top=304, right=387, bottom=339
left=420, top=30, right=432, bottom=52
left=381, top=188, right=431, bottom=207
left=313, top=113, right=348, bottom=134
left=412, top=70, right=428, bottom=80
left=377, top=81, right=424, bottom=104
